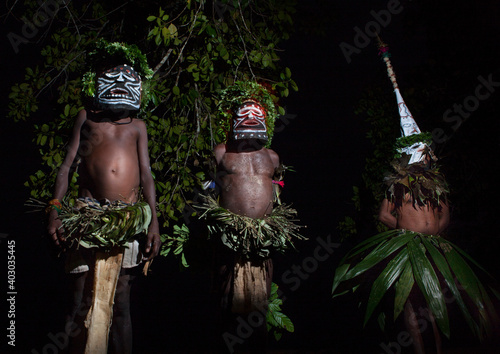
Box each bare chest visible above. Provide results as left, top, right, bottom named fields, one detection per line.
left=220, top=151, right=274, bottom=177
left=79, top=120, right=138, bottom=155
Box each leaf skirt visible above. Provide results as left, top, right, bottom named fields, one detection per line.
left=331, top=229, right=499, bottom=340
left=58, top=198, right=152, bottom=249
left=197, top=195, right=305, bottom=259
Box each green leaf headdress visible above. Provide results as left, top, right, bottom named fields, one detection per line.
left=81, top=39, right=154, bottom=108
left=217, top=81, right=279, bottom=147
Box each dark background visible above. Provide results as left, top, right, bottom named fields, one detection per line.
left=2, top=0, right=500, bottom=353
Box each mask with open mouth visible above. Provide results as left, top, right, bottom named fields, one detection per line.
left=94, top=64, right=141, bottom=111
left=232, top=100, right=268, bottom=142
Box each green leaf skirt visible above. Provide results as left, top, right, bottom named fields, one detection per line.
left=58, top=198, right=152, bottom=249
left=332, top=229, right=499, bottom=340
left=197, top=195, right=305, bottom=259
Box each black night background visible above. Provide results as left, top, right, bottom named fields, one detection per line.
left=1, top=1, right=500, bottom=353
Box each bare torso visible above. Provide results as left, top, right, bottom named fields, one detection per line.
left=395, top=194, right=442, bottom=234
left=215, top=142, right=279, bottom=219
left=379, top=194, right=449, bottom=235
left=78, top=113, right=142, bottom=203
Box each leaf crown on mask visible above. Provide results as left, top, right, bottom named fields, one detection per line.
left=393, top=131, right=437, bottom=166
left=81, top=39, right=154, bottom=105
left=217, top=81, right=278, bottom=146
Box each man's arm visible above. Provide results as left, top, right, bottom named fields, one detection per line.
left=438, top=201, right=450, bottom=234
left=136, top=120, right=160, bottom=260
left=47, top=110, right=87, bottom=248
left=267, top=148, right=280, bottom=170
left=378, top=198, right=398, bottom=229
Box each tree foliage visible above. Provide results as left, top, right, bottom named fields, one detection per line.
left=7, top=0, right=298, bottom=232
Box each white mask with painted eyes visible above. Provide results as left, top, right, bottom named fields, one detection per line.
left=232, top=101, right=268, bottom=141
left=95, top=64, right=142, bottom=111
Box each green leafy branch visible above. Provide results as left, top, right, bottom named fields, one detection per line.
left=267, top=282, right=294, bottom=341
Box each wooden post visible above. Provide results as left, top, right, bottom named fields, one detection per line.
left=232, top=256, right=267, bottom=314
left=84, top=246, right=124, bottom=354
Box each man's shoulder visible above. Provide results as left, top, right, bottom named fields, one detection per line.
left=131, top=117, right=146, bottom=126
left=214, top=143, right=227, bottom=153
left=214, top=143, right=227, bottom=163
left=75, top=109, right=88, bottom=123
left=127, top=118, right=147, bottom=134
left=264, top=147, right=278, bottom=156
left=263, top=147, right=279, bottom=166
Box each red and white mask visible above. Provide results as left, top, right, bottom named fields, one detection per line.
left=231, top=100, right=268, bottom=142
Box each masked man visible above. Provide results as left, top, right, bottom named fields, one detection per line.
left=46, top=39, right=160, bottom=354
left=332, top=39, right=498, bottom=354
left=198, top=81, right=303, bottom=351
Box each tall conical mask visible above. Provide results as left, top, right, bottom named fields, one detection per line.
left=378, top=38, right=432, bottom=165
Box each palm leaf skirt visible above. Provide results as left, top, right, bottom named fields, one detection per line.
left=58, top=198, right=152, bottom=249
left=332, top=230, right=499, bottom=340
left=197, top=195, right=305, bottom=259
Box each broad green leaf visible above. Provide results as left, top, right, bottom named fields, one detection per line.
left=162, top=27, right=169, bottom=39
left=269, top=282, right=279, bottom=301
left=268, top=302, right=294, bottom=332
left=364, top=247, right=409, bottom=326
left=344, top=232, right=414, bottom=280
left=181, top=253, right=189, bottom=267
left=407, top=238, right=449, bottom=338
left=444, top=245, right=496, bottom=335
left=262, top=54, right=271, bottom=67
left=343, top=229, right=397, bottom=260
left=393, top=259, right=414, bottom=320
left=445, top=239, right=494, bottom=278
left=332, top=263, right=350, bottom=295
left=168, top=23, right=177, bottom=36
left=422, top=237, right=480, bottom=337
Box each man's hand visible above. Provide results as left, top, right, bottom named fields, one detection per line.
left=378, top=199, right=398, bottom=229
left=47, top=209, right=66, bottom=250
left=143, top=227, right=161, bottom=261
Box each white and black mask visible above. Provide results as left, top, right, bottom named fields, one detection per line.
left=231, top=100, right=268, bottom=142
left=95, top=64, right=141, bottom=111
